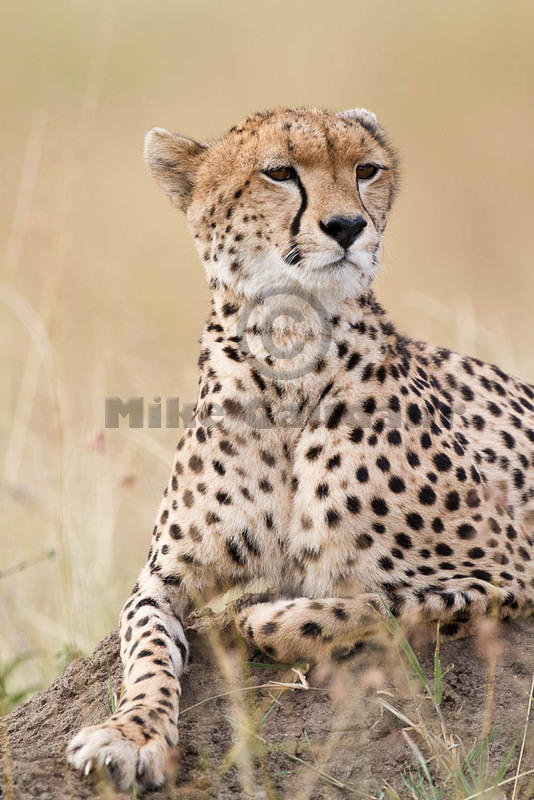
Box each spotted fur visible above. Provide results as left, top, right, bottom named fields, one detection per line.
left=67, top=107, right=534, bottom=792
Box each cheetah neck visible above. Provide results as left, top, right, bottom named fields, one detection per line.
left=196, top=283, right=399, bottom=432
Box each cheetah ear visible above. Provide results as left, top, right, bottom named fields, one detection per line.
left=144, top=127, right=207, bottom=212
left=336, top=108, right=384, bottom=139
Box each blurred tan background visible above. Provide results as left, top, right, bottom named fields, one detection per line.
left=1, top=0, right=533, bottom=694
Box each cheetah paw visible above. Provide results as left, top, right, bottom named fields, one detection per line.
left=67, top=723, right=175, bottom=792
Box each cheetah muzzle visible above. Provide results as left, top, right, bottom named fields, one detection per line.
left=67, top=106, right=534, bottom=793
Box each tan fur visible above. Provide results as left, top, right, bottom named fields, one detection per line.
left=67, top=107, right=534, bottom=792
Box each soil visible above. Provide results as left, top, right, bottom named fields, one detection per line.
left=2, top=621, right=534, bottom=800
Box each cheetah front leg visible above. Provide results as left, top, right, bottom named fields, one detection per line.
left=67, top=567, right=189, bottom=791
left=237, top=595, right=387, bottom=663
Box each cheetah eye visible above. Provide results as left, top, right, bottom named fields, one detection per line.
left=356, top=164, right=379, bottom=181
left=263, top=166, right=296, bottom=182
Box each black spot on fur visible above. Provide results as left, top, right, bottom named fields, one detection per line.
left=300, top=621, right=322, bottom=637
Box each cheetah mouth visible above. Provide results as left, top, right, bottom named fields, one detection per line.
left=321, top=259, right=345, bottom=271
left=316, top=256, right=359, bottom=272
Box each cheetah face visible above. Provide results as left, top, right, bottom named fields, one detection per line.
left=145, top=108, right=398, bottom=302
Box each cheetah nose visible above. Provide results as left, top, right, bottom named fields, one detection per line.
left=319, top=215, right=367, bottom=250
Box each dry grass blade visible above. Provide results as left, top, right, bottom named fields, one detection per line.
left=279, top=750, right=347, bottom=791
left=379, top=699, right=419, bottom=730
left=402, top=730, right=437, bottom=796
left=181, top=679, right=315, bottom=716
left=2, top=109, right=47, bottom=282
left=0, top=549, right=55, bottom=580
left=511, top=671, right=534, bottom=800
left=463, top=768, right=534, bottom=800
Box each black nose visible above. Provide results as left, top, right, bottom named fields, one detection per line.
left=319, top=215, right=367, bottom=249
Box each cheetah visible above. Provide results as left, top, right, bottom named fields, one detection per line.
left=67, top=107, right=534, bottom=791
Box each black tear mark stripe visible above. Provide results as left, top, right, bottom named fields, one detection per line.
left=290, top=172, right=308, bottom=236
left=285, top=171, right=308, bottom=265
left=357, top=186, right=377, bottom=232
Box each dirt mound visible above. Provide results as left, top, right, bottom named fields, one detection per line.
left=2, top=622, right=534, bottom=799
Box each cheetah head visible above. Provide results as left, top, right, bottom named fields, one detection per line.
left=145, top=107, right=398, bottom=303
